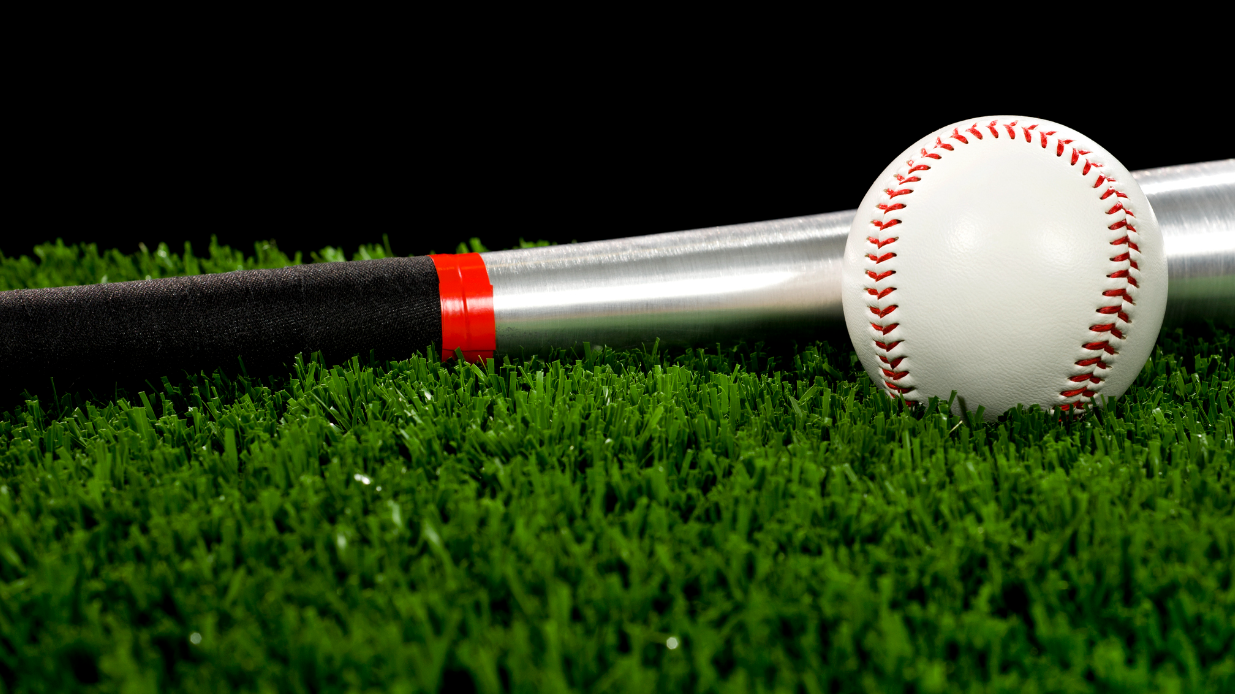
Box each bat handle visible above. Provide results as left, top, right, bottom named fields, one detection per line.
left=0, top=257, right=442, bottom=394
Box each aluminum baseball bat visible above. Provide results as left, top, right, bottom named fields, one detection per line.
left=486, top=159, right=1234, bottom=356
left=0, top=160, right=1230, bottom=394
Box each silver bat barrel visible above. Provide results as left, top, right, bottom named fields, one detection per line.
left=1135, top=161, right=1235, bottom=324
left=482, top=160, right=1234, bottom=355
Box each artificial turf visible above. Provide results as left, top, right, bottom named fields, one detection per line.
left=0, top=239, right=1232, bottom=693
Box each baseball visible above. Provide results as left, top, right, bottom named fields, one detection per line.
left=841, top=116, right=1168, bottom=420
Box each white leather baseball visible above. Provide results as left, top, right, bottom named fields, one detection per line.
left=842, top=116, right=1167, bottom=420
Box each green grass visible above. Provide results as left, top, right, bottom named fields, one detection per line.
left=1, top=240, right=1232, bottom=693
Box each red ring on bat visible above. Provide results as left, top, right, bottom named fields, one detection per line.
left=429, top=253, right=495, bottom=363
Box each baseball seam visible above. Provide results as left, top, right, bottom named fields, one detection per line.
left=863, top=118, right=1141, bottom=411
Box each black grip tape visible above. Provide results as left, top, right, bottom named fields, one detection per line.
left=0, top=257, right=441, bottom=394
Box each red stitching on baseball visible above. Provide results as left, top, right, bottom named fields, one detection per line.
left=1083, top=341, right=1118, bottom=355
left=862, top=118, right=1141, bottom=409
left=1108, top=270, right=1138, bottom=287
left=1075, top=357, right=1108, bottom=368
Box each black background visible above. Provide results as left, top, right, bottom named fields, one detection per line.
left=8, top=36, right=1228, bottom=262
